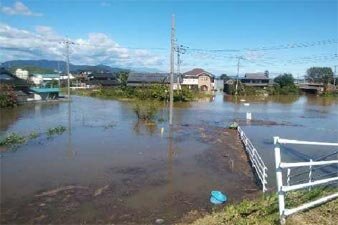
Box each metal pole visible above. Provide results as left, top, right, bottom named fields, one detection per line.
left=274, top=136, right=286, bottom=224
left=169, top=15, right=175, bottom=125
left=334, top=65, right=337, bottom=87
left=66, top=40, right=71, bottom=100
left=235, top=57, right=241, bottom=96
left=177, top=46, right=180, bottom=89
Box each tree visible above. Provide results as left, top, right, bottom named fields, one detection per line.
left=264, top=70, right=269, bottom=78
left=306, top=67, right=334, bottom=83
left=220, top=74, right=230, bottom=81
left=274, top=73, right=295, bottom=88
left=306, top=67, right=334, bottom=93
left=117, top=71, right=129, bottom=89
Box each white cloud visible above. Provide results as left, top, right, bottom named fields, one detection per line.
left=0, top=23, right=165, bottom=69
left=1, top=1, right=42, bottom=16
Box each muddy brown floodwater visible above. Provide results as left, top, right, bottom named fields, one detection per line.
left=1, top=94, right=338, bottom=224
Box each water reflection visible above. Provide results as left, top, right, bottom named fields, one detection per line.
left=306, top=96, right=338, bottom=106
left=223, top=94, right=300, bottom=104
left=66, top=101, right=74, bottom=159
left=133, top=121, right=158, bottom=136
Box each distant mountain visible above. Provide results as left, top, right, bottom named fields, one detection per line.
left=1, top=60, right=128, bottom=73
left=1, top=60, right=163, bottom=74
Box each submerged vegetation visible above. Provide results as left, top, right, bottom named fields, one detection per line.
left=47, top=125, right=67, bottom=137
left=133, top=101, right=159, bottom=121
left=0, top=126, right=67, bottom=150
left=0, top=133, right=27, bottom=147
left=179, top=188, right=337, bottom=225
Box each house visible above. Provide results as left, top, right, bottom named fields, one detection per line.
left=86, top=72, right=119, bottom=87
left=30, top=73, right=60, bottom=86
left=0, top=68, right=31, bottom=102
left=15, top=68, right=29, bottom=80
left=240, top=73, right=272, bottom=87
left=182, top=68, right=215, bottom=91
left=127, top=72, right=181, bottom=87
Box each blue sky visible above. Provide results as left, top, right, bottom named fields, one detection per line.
left=1, top=0, right=337, bottom=76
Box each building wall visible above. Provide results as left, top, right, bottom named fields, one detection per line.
left=15, top=69, right=29, bottom=80
left=182, top=77, right=198, bottom=85
left=198, top=75, right=212, bottom=91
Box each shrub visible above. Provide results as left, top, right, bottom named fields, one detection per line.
left=133, top=101, right=159, bottom=121
left=0, top=84, right=18, bottom=108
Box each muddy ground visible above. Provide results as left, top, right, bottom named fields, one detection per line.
left=1, top=125, right=259, bottom=225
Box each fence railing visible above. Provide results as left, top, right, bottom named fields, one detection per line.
left=274, top=137, right=338, bottom=224
left=237, top=126, right=268, bottom=192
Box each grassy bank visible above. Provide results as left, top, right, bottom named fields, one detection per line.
left=70, top=86, right=213, bottom=102
left=178, top=188, right=337, bottom=225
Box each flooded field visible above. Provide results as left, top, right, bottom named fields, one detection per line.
left=1, top=94, right=337, bottom=224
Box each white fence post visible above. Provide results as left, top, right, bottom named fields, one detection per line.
left=274, top=136, right=286, bottom=224
left=273, top=137, right=338, bottom=223
left=287, top=168, right=291, bottom=186
left=263, top=166, right=267, bottom=193
left=237, top=126, right=268, bottom=193
left=309, top=159, right=313, bottom=191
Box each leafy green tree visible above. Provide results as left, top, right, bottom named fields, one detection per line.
left=273, top=73, right=298, bottom=95
left=274, top=73, right=295, bottom=88
left=220, top=74, right=230, bottom=81
left=306, top=67, right=334, bottom=93
left=264, top=70, right=269, bottom=78
left=117, top=71, right=129, bottom=89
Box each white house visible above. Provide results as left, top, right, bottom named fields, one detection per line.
left=15, top=68, right=29, bottom=80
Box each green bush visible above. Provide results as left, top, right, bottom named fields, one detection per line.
left=133, top=101, right=159, bottom=121
left=0, top=84, right=18, bottom=108
left=73, top=85, right=203, bottom=102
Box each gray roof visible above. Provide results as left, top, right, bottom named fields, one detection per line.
left=244, top=73, right=269, bottom=80
left=128, top=73, right=181, bottom=84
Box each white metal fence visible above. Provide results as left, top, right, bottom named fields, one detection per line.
left=274, top=137, right=338, bottom=224
left=237, top=126, right=268, bottom=192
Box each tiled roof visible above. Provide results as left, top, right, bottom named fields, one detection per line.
left=128, top=72, right=180, bottom=83
left=244, top=73, right=269, bottom=80
left=183, top=68, right=214, bottom=77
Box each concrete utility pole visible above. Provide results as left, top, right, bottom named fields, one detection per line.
left=235, top=56, right=242, bottom=96
left=334, top=65, right=337, bottom=87
left=169, top=15, right=175, bottom=125
left=61, top=38, right=74, bottom=100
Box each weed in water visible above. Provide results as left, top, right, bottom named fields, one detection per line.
left=28, top=131, right=39, bottom=140
left=47, top=126, right=67, bottom=137
left=0, top=133, right=26, bottom=147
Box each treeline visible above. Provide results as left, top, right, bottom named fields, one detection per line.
left=223, top=67, right=337, bottom=96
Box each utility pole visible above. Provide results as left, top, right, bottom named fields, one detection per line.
left=169, top=15, right=175, bottom=126
left=235, top=56, right=242, bottom=96
left=61, top=38, right=74, bottom=100
left=175, top=44, right=187, bottom=90
left=334, top=65, right=337, bottom=87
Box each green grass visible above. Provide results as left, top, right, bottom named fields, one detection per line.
left=178, top=188, right=337, bottom=225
